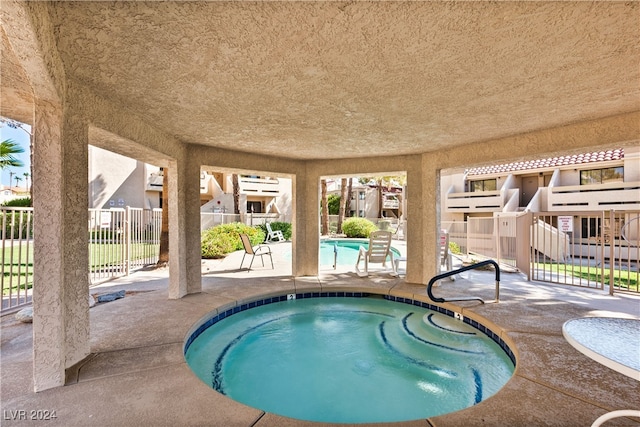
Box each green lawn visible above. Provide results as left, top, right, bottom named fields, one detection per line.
left=534, top=262, right=638, bottom=291
left=2, top=243, right=159, bottom=295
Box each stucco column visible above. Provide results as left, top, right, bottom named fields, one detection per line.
left=292, top=167, right=319, bottom=276
left=405, top=155, right=440, bottom=284
left=32, top=99, right=90, bottom=391
left=167, top=154, right=201, bottom=298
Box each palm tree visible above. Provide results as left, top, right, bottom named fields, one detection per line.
left=14, top=176, right=22, bottom=189
left=320, top=179, right=329, bottom=235
left=232, top=174, right=240, bottom=215
left=23, top=172, right=31, bottom=202
left=337, top=177, right=348, bottom=234
left=0, top=139, right=24, bottom=170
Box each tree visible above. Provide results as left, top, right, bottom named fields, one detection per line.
left=327, top=194, right=341, bottom=215
left=320, top=179, right=329, bottom=235
left=157, top=168, right=169, bottom=267
left=14, top=176, right=22, bottom=188
left=0, top=139, right=24, bottom=170
left=23, top=172, right=31, bottom=201
left=337, top=177, right=348, bottom=234
left=346, top=178, right=353, bottom=217
left=232, top=174, right=240, bottom=214
left=0, top=118, right=31, bottom=206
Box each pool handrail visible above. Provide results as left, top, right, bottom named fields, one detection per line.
left=427, top=260, right=500, bottom=304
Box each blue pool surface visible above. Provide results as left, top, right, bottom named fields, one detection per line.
left=185, top=295, right=515, bottom=424
left=284, top=239, right=402, bottom=266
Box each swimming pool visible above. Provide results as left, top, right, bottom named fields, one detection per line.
left=184, top=293, right=515, bottom=424
left=283, top=239, right=402, bottom=267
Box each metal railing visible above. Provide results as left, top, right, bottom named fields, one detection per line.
left=427, top=260, right=501, bottom=304
left=1, top=207, right=34, bottom=313
left=531, top=210, right=639, bottom=294
left=200, top=212, right=284, bottom=231
left=89, top=207, right=162, bottom=284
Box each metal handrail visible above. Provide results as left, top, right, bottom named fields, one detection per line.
left=427, top=260, right=500, bottom=304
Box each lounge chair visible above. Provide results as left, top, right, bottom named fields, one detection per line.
left=265, top=223, right=285, bottom=243
left=239, top=233, right=274, bottom=271
left=355, top=230, right=398, bottom=277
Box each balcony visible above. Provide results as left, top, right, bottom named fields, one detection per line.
left=146, top=172, right=163, bottom=191
left=239, top=177, right=281, bottom=197
left=446, top=190, right=503, bottom=213
left=548, top=181, right=640, bottom=211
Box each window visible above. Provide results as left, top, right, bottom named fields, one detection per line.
left=580, top=167, right=623, bottom=185
left=469, top=179, right=497, bottom=192
left=247, top=201, right=262, bottom=213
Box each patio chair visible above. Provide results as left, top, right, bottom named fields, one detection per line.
left=239, top=233, right=274, bottom=271
left=265, top=223, right=285, bottom=243
left=355, top=230, right=398, bottom=277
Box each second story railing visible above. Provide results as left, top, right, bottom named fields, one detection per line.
left=239, top=177, right=281, bottom=196
left=548, top=181, right=640, bottom=211
left=446, top=190, right=503, bottom=212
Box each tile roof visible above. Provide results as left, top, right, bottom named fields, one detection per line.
left=467, top=148, right=624, bottom=176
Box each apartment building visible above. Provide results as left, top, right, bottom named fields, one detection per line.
left=441, top=146, right=640, bottom=266
left=89, top=145, right=162, bottom=209
left=199, top=170, right=292, bottom=221
left=442, top=146, right=640, bottom=221
left=326, top=178, right=404, bottom=220
left=89, top=147, right=292, bottom=222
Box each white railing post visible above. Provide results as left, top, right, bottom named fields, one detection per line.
left=125, top=206, right=131, bottom=276
left=608, top=209, right=615, bottom=295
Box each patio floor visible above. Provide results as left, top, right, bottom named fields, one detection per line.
left=1, top=242, right=639, bottom=426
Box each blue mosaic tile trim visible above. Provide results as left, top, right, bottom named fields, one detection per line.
left=384, top=295, right=516, bottom=367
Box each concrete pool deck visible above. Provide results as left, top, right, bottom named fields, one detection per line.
left=1, top=241, right=639, bottom=426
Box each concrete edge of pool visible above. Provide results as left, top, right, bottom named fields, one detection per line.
left=1, top=262, right=639, bottom=427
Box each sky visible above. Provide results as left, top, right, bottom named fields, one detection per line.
left=0, top=120, right=32, bottom=188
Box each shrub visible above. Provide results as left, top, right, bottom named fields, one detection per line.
left=2, top=197, right=31, bottom=207
left=448, top=241, right=461, bottom=255
left=257, top=221, right=292, bottom=241
left=1, top=211, right=34, bottom=239
left=341, top=217, right=378, bottom=238
left=327, top=194, right=341, bottom=215
left=201, top=222, right=265, bottom=259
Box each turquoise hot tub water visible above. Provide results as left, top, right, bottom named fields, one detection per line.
left=184, top=295, right=515, bottom=424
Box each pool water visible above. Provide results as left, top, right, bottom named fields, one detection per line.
left=284, top=239, right=402, bottom=267
left=185, top=296, right=514, bottom=424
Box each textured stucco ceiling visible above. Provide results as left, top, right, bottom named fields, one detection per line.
left=3, top=1, right=640, bottom=160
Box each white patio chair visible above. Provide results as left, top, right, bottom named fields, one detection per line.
left=265, top=223, right=285, bottom=243
left=355, top=230, right=398, bottom=277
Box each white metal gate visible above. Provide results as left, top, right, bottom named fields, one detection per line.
left=89, top=207, right=162, bottom=284
left=1, top=207, right=34, bottom=312
left=531, top=210, right=639, bottom=293
left=467, top=215, right=519, bottom=269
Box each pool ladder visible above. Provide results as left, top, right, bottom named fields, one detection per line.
left=427, top=260, right=500, bottom=304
